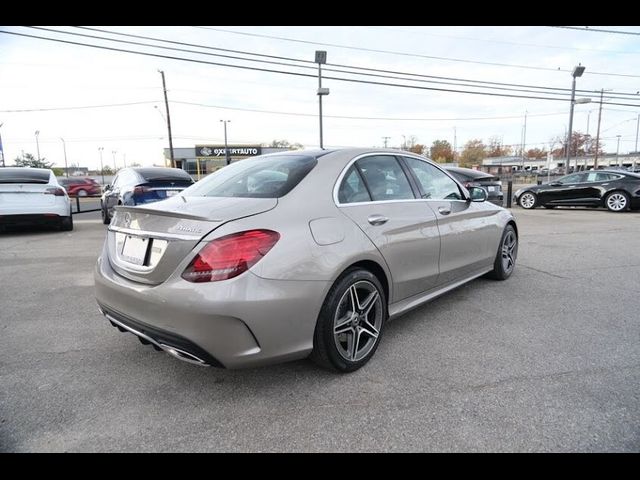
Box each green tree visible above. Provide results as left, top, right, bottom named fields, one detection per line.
left=52, top=167, right=65, bottom=176
left=459, top=139, right=487, bottom=167
left=13, top=153, right=53, bottom=169
left=429, top=140, right=453, bottom=162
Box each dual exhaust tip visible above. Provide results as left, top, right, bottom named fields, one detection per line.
left=102, top=310, right=210, bottom=367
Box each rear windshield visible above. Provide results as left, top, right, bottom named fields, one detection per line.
left=0, top=169, right=50, bottom=184
left=183, top=155, right=317, bottom=198
left=137, top=168, right=193, bottom=182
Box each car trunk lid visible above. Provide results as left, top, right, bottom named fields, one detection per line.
left=106, top=195, right=277, bottom=285
left=0, top=184, right=58, bottom=207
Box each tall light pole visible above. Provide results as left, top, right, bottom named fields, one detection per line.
left=158, top=70, right=175, bottom=168
left=402, top=135, right=407, bottom=150
left=453, top=126, right=457, bottom=162
left=60, top=138, right=69, bottom=178
left=111, top=150, right=117, bottom=172
left=382, top=136, right=390, bottom=148
left=122, top=152, right=127, bottom=168
left=220, top=120, right=231, bottom=166
left=593, top=88, right=611, bottom=169
left=616, top=135, right=622, bottom=167
left=520, top=111, right=528, bottom=171
left=315, top=50, right=329, bottom=149
left=0, top=122, right=5, bottom=167
left=35, top=130, right=41, bottom=161
left=635, top=114, right=639, bottom=153
left=98, top=147, right=105, bottom=186
left=566, top=65, right=586, bottom=174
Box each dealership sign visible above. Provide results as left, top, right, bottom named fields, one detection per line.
left=196, top=145, right=262, bottom=158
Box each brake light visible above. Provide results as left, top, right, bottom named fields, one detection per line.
left=45, top=187, right=66, bottom=196
left=181, top=229, right=280, bottom=283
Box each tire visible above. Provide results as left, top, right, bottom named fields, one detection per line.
left=60, top=215, right=74, bottom=231
left=604, top=191, right=629, bottom=212
left=518, top=191, right=537, bottom=209
left=485, top=225, right=518, bottom=281
left=310, top=268, right=387, bottom=373
left=101, top=203, right=110, bottom=225
left=77, top=189, right=88, bottom=197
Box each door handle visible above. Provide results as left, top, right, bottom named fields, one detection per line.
left=367, top=214, right=389, bottom=226
left=438, top=206, right=451, bottom=215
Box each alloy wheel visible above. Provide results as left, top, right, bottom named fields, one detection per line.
left=520, top=192, right=536, bottom=209
left=501, top=230, right=517, bottom=274
left=333, top=280, right=383, bottom=362
left=606, top=193, right=627, bottom=211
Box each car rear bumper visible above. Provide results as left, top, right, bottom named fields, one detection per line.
left=94, top=244, right=330, bottom=369
left=0, top=212, right=67, bottom=227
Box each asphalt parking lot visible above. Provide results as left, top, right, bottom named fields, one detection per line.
left=1, top=207, right=639, bottom=452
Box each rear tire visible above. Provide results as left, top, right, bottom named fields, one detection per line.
left=485, top=225, right=517, bottom=280
left=310, top=268, right=386, bottom=373
left=60, top=215, right=74, bottom=231
left=605, top=191, right=629, bottom=212
left=101, top=203, right=110, bottom=225
left=518, top=192, right=537, bottom=209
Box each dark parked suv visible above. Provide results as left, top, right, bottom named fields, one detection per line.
left=101, top=167, right=195, bottom=224
left=445, top=167, right=504, bottom=206
left=58, top=177, right=102, bottom=197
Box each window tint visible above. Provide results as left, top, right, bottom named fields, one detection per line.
left=560, top=173, right=585, bottom=184
left=338, top=166, right=372, bottom=203
left=0, top=168, right=50, bottom=184
left=403, top=157, right=463, bottom=200
left=183, top=155, right=317, bottom=198
left=355, top=155, right=414, bottom=201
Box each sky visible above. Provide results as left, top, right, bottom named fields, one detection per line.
left=1, top=25, right=640, bottom=171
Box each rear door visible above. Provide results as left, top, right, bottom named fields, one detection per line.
left=337, top=154, right=441, bottom=302
left=401, top=156, right=497, bottom=286
left=541, top=173, right=587, bottom=205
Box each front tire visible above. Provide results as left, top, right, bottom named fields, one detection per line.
left=485, top=225, right=517, bottom=280
left=310, top=269, right=386, bottom=373
left=101, top=202, right=110, bottom=225
left=519, top=192, right=537, bottom=209
left=605, top=191, right=629, bottom=212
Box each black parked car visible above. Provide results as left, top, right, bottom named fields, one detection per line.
left=514, top=170, right=640, bottom=212
left=445, top=167, right=504, bottom=206
left=101, top=167, right=195, bottom=224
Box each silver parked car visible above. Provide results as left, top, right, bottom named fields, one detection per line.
left=95, top=149, right=518, bottom=372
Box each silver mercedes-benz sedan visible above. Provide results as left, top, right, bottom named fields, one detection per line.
left=95, top=148, right=518, bottom=372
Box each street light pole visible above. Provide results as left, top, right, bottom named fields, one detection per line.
left=98, top=147, right=105, bottom=186
left=635, top=114, right=639, bottom=153
left=0, top=122, right=5, bottom=167
left=220, top=120, right=231, bottom=166
left=593, top=89, right=606, bottom=169
left=566, top=65, right=586, bottom=174
left=616, top=135, right=622, bottom=167
left=315, top=51, right=329, bottom=149
left=60, top=138, right=69, bottom=178
left=35, top=130, right=41, bottom=162
left=111, top=150, right=117, bottom=172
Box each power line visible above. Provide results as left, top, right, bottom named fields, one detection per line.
left=3, top=29, right=640, bottom=108
left=550, top=26, right=640, bottom=36
left=17, top=26, right=640, bottom=101
left=0, top=101, right=159, bottom=113
left=193, top=26, right=640, bottom=79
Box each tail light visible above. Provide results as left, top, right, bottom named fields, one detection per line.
left=45, top=187, right=66, bottom=196
left=181, top=229, right=280, bottom=283
left=133, top=185, right=150, bottom=194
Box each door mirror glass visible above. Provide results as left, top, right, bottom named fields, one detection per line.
left=468, top=186, right=488, bottom=202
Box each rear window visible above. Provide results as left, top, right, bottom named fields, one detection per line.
left=0, top=169, right=50, bottom=184
left=137, top=168, right=193, bottom=182
left=183, top=155, right=317, bottom=198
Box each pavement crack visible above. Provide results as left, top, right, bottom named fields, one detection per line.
left=518, top=263, right=569, bottom=279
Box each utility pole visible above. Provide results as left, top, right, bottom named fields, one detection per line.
left=616, top=135, right=622, bottom=167
left=382, top=136, right=390, bottom=148
left=158, top=70, right=175, bottom=168
left=123, top=153, right=127, bottom=168
left=520, top=111, right=528, bottom=171
left=60, top=138, right=69, bottom=178
left=35, top=130, right=41, bottom=161
left=111, top=150, right=118, bottom=172
left=453, top=127, right=457, bottom=162
left=594, top=89, right=604, bottom=169
left=0, top=122, right=5, bottom=167
left=98, top=147, right=105, bottom=186
left=220, top=120, right=231, bottom=165
left=635, top=114, right=639, bottom=153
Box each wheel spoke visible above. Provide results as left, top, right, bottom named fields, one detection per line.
left=360, top=321, right=379, bottom=339
left=350, top=328, right=362, bottom=360
left=348, top=285, right=358, bottom=312
left=334, top=314, right=354, bottom=335
left=359, top=290, right=379, bottom=316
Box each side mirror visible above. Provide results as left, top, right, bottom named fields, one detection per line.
left=468, top=186, right=488, bottom=202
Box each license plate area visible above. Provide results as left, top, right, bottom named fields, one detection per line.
left=121, top=235, right=149, bottom=266
left=487, top=186, right=496, bottom=192
left=166, top=190, right=179, bottom=197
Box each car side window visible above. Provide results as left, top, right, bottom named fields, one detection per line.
left=402, top=157, right=463, bottom=200
left=586, top=172, right=599, bottom=182
left=338, top=166, right=372, bottom=204
left=561, top=173, right=585, bottom=184
left=355, top=156, right=415, bottom=201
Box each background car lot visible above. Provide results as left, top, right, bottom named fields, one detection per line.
left=0, top=208, right=639, bottom=452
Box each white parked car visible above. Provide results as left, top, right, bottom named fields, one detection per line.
left=0, top=167, right=73, bottom=231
